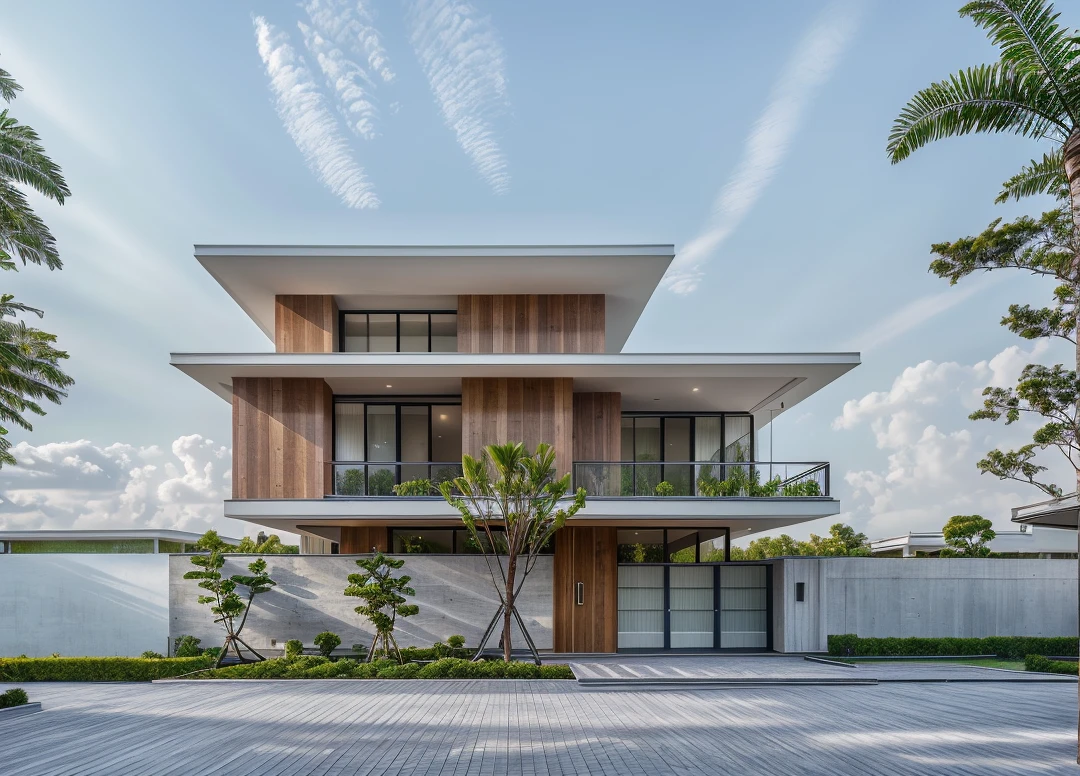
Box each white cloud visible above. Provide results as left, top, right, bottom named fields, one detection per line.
left=833, top=341, right=1070, bottom=538
left=0, top=435, right=241, bottom=536
left=406, top=0, right=510, bottom=194
left=300, top=0, right=395, bottom=141
left=253, top=15, right=380, bottom=209
left=663, top=0, right=864, bottom=294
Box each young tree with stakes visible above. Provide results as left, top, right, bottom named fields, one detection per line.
left=439, top=441, right=586, bottom=664
left=345, top=551, right=419, bottom=664
left=184, top=539, right=276, bottom=668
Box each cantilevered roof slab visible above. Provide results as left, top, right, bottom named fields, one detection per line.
left=1012, top=495, right=1080, bottom=530
left=170, top=351, right=860, bottom=427
left=195, top=244, right=675, bottom=353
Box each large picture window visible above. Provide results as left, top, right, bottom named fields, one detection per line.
left=333, top=400, right=462, bottom=495
left=339, top=311, right=458, bottom=353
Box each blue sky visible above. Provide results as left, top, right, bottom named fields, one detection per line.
left=0, top=0, right=1072, bottom=542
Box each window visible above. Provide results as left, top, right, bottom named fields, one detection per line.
left=389, top=527, right=554, bottom=554
left=617, top=528, right=730, bottom=563
left=339, top=311, right=458, bottom=352
left=333, top=400, right=463, bottom=495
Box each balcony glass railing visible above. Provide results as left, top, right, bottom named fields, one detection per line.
left=572, top=461, right=830, bottom=498
left=331, top=462, right=464, bottom=496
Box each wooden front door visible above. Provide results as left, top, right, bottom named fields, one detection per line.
left=553, top=526, right=618, bottom=652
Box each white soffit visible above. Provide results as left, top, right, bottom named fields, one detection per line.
left=170, top=351, right=859, bottom=422
left=195, top=245, right=676, bottom=353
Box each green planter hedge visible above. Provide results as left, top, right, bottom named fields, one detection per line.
left=1024, top=655, right=1079, bottom=675
left=828, top=635, right=1079, bottom=660
left=0, top=657, right=212, bottom=682
left=0, top=688, right=29, bottom=708
left=198, top=656, right=574, bottom=680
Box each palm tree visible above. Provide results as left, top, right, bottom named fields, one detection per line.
left=888, top=1, right=1079, bottom=229
left=0, top=64, right=72, bottom=466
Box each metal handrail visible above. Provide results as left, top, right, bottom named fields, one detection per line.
left=331, top=461, right=464, bottom=496
left=571, top=460, right=830, bottom=497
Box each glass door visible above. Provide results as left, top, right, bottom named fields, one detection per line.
left=719, top=565, right=768, bottom=649
left=668, top=566, right=714, bottom=648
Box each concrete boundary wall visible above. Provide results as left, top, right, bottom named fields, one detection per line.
left=0, top=554, right=169, bottom=657
left=773, top=557, right=1078, bottom=653
left=169, top=554, right=554, bottom=652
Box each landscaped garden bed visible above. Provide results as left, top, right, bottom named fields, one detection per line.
left=1024, top=655, right=1079, bottom=676
left=828, top=634, right=1078, bottom=660
left=0, top=656, right=213, bottom=682
left=189, top=655, right=574, bottom=680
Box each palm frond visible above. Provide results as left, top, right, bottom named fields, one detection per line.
left=0, top=67, right=20, bottom=103
left=961, top=0, right=1080, bottom=123
left=888, top=62, right=1070, bottom=162
left=996, top=147, right=1069, bottom=201
left=0, top=179, right=61, bottom=269
left=0, top=111, right=70, bottom=203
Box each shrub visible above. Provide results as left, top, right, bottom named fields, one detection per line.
left=1025, top=655, right=1079, bottom=675
left=173, top=635, right=204, bottom=658
left=313, top=631, right=342, bottom=658
left=376, top=662, right=421, bottom=679
left=393, top=479, right=433, bottom=496
left=827, top=634, right=1079, bottom=660
left=186, top=656, right=575, bottom=680
left=284, top=639, right=304, bottom=659
left=654, top=481, right=674, bottom=496
left=204, top=647, right=222, bottom=660
left=0, top=688, right=29, bottom=708
left=447, top=634, right=466, bottom=649
left=0, top=657, right=211, bottom=682
left=140, top=651, right=165, bottom=659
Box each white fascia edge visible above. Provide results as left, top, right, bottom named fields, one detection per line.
left=171, top=352, right=862, bottom=367
left=194, top=244, right=676, bottom=259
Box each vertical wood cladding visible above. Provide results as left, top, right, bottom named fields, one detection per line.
left=457, top=295, right=605, bottom=353
left=339, top=527, right=388, bottom=554
left=275, top=295, right=338, bottom=353
left=572, top=392, right=622, bottom=461
left=232, top=377, right=333, bottom=499
left=553, top=526, right=618, bottom=653
left=461, top=378, right=573, bottom=478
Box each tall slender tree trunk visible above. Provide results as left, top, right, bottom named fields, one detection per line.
left=1065, top=128, right=1080, bottom=767
left=503, top=553, right=517, bottom=662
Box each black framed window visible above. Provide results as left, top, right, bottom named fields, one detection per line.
left=339, top=311, right=458, bottom=353
left=616, top=528, right=731, bottom=563
left=390, top=527, right=555, bottom=555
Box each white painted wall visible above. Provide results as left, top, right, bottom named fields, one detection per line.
left=0, top=554, right=170, bottom=657
left=773, top=557, right=1078, bottom=652
left=169, top=554, right=554, bottom=653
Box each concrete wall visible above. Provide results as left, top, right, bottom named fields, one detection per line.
left=169, top=554, right=553, bottom=652
left=773, top=557, right=1078, bottom=653
left=0, top=554, right=169, bottom=657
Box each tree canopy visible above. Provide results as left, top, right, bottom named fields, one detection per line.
left=722, top=523, right=871, bottom=560
left=941, top=514, right=997, bottom=557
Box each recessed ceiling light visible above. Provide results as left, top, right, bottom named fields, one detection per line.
left=439, top=414, right=448, bottom=420
left=386, top=384, right=393, bottom=388
left=692, top=387, right=700, bottom=392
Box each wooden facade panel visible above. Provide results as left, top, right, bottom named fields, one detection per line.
left=553, top=526, right=618, bottom=653
left=457, top=294, right=605, bottom=353
left=340, top=527, right=388, bottom=554
left=231, top=377, right=333, bottom=499
left=573, top=392, right=622, bottom=461
left=275, top=295, right=337, bottom=353
left=461, top=377, right=573, bottom=477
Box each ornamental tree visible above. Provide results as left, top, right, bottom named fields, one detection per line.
left=345, top=551, right=419, bottom=664
left=941, top=514, right=997, bottom=557
left=439, top=442, right=586, bottom=663
left=183, top=543, right=276, bottom=668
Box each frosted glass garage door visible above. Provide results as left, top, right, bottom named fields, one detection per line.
left=617, top=566, right=664, bottom=649
left=719, top=565, right=767, bottom=648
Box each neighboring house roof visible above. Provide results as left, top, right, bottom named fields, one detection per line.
left=0, top=529, right=243, bottom=545
left=193, top=244, right=676, bottom=354
left=871, top=527, right=1078, bottom=555
left=1012, top=494, right=1080, bottom=530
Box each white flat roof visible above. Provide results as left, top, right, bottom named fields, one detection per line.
left=225, top=497, right=841, bottom=540
left=195, top=244, right=675, bottom=353
left=170, top=351, right=859, bottom=426
left=871, top=528, right=1078, bottom=554
left=0, top=529, right=243, bottom=544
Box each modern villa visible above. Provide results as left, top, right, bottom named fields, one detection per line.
left=170, top=245, right=860, bottom=653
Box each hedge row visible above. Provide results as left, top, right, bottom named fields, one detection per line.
left=200, top=656, right=574, bottom=680
left=0, top=688, right=29, bottom=708
left=1024, top=655, right=1079, bottom=675
left=828, top=635, right=1079, bottom=660
left=0, top=657, right=212, bottom=682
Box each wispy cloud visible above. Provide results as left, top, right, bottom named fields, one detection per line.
left=663, top=0, right=864, bottom=294
left=845, top=273, right=1002, bottom=352
left=253, top=15, right=379, bottom=209
left=300, top=0, right=394, bottom=141
left=406, top=0, right=510, bottom=194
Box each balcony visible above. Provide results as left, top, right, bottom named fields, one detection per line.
left=330, top=460, right=829, bottom=498
left=572, top=461, right=830, bottom=498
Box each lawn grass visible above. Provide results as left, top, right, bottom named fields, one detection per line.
left=839, top=657, right=1027, bottom=671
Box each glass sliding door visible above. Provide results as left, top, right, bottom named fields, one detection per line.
left=663, top=417, right=692, bottom=495
left=368, top=314, right=397, bottom=352
left=399, top=314, right=429, bottom=352
left=668, top=566, right=715, bottom=648
left=334, top=403, right=365, bottom=495
left=400, top=406, right=430, bottom=483
left=633, top=417, right=661, bottom=495
left=366, top=405, right=397, bottom=495
left=617, top=565, right=664, bottom=649
left=431, top=405, right=462, bottom=485
left=719, top=565, right=768, bottom=649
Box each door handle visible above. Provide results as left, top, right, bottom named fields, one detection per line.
left=575, top=581, right=584, bottom=606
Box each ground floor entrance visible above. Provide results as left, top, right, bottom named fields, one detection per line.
left=617, top=563, right=770, bottom=651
